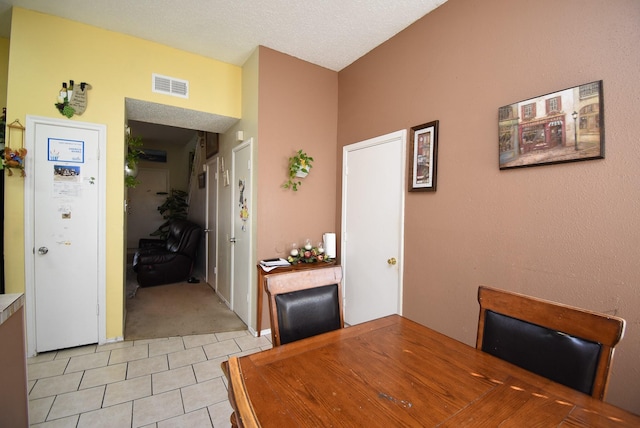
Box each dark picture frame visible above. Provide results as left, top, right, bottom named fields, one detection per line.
left=138, top=148, right=167, bottom=163
left=205, top=132, right=219, bottom=159
left=198, top=172, right=206, bottom=188
left=499, top=80, right=604, bottom=170
left=409, top=120, right=439, bottom=192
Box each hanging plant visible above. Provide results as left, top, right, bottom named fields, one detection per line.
left=125, top=135, right=144, bottom=188
left=282, top=149, right=314, bottom=191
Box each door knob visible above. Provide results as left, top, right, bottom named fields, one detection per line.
left=229, top=237, right=236, bottom=243
left=387, top=257, right=396, bottom=265
left=38, top=247, right=49, bottom=255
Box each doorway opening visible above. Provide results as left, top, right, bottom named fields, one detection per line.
left=124, top=98, right=242, bottom=339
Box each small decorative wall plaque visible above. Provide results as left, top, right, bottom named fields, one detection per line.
left=2, top=119, right=27, bottom=176
left=55, top=81, right=92, bottom=118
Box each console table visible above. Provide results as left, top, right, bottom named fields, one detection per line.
left=255, top=261, right=337, bottom=336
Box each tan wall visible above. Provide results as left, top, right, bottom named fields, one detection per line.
left=256, top=47, right=338, bottom=329
left=337, top=0, right=640, bottom=413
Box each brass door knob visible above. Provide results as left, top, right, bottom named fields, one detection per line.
left=387, top=257, right=397, bottom=265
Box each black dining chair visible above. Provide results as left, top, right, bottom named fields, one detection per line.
left=265, top=266, right=344, bottom=346
left=476, top=285, right=625, bottom=400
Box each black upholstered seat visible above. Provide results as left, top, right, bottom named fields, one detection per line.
left=275, top=284, right=341, bottom=345
left=482, top=310, right=601, bottom=395
left=476, top=286, right=625, bottom=400
left=265, top=266, right=343, bottom=346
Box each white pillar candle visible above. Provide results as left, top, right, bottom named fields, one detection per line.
left=323, top=233, right=336, bottom=259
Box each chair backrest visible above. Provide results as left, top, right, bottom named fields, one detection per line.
left=266, top=266, right=344, bottom=346
left=165, top=220, right=201, bottom=257
left=476, top=285, right=625, bottom=400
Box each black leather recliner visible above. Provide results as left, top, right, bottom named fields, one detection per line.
left=133, top=219, right=201, bottom=287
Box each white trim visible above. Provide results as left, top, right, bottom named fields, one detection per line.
left=231, top=138, right=253, bottom=328
left=24, top=116, right=107, bottom=356
left=205, top=156, right=219, bottom=291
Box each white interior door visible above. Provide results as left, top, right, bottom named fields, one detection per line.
left=231, top=139, right=252, bottom=325
left=126, top=168, right=169, bottom=248
left=342, top=130, right=406, bottom=325
left=25, top=116, right=107, bottom=354
left=206, top=157, right=219, bottom=289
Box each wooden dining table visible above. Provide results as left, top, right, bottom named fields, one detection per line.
left=224, top=314, right=640, bottom=427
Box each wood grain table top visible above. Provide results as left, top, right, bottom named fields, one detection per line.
left=227, top=314, right=639, bottom=427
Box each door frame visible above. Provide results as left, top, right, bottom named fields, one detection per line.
left=230, top=138, right=253, bottom=328
left=24, top=115, right=107, bottom=356
left=205, top=156, right=219, bottom=290
left=341, top=130, right=406, bottom=322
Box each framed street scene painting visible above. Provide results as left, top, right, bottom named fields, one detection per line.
left=499, top=80, right=604, bottom=170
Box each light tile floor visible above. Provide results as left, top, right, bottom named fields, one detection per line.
left=27, top=330, right=272, bottom=427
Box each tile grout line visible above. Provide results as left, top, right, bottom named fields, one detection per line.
left=26, top=331, right=269, bottom=426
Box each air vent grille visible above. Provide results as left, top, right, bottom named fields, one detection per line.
left=152, top=73, right=189, bottom=98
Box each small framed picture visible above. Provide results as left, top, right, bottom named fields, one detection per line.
left=409, top=120, right=439, bottom=192
left=205, top=132, right=219, bottom=159
left=139, top=148, right=167, bottom=163
left=198, top=172, right=206, bottom=188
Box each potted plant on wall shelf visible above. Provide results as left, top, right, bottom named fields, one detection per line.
left=125, top=135, right=144, bottom=188
left=282, top=149, right=314, bottom=191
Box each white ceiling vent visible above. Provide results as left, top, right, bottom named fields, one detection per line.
left=152, top=73, right=189, bottom=99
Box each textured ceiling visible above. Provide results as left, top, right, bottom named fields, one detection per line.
left=125, top=99, right=236, bottom=145
left=0, top=0, right=446, bottom=72
left=127, top=119, right=198, bottom=148
left=0, top=1, right=447, bottom=142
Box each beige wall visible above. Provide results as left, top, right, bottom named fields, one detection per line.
left=338, top=0, right=640, bottom=413
left=256, top=47, right=338, bottom=329
left=214, top=48, right=260, bottom=307
left=136, top=137, right=198, bottom=194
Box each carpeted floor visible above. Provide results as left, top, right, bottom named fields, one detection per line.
left=125, top=278, right=247, bottom=340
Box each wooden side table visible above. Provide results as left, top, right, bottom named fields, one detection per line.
left=255, top=260, right=337, bottom=337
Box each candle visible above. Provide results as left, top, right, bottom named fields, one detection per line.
left=323, top=233, right=336, bottom=259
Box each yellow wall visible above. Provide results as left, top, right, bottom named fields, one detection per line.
left=0, top=37, right=9, bottom=107
left=4, top=8, right=241, bottom=339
